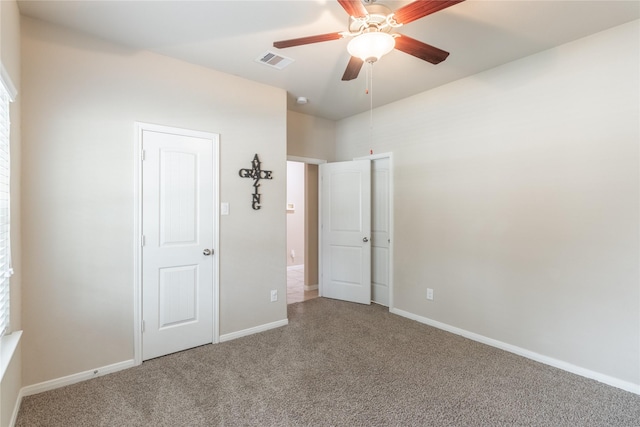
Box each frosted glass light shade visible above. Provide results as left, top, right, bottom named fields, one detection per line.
left=347, top=32, right=395, bottom=63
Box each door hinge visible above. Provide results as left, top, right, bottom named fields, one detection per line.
left=142, top=320, right=145, bottom=333
left=141, top=149, right=146, bottom=161
left=141, top=235, right=145, bottom=246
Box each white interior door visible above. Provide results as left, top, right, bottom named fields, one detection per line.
left=142, top=127, right=215, bottom=361
left=320, top=160, right=371, bottom=304
left=371, top=158, right=390, bottom=306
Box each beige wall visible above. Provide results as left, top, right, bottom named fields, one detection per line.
left=287, top=110, right=336, bottom=162
left=21, top=17, right=287, bottom=387
left=0, top=343, right=20, bottom=427
left=0, top=0, right=22, bottom=425
left=337, top=21, right=640, bottom=386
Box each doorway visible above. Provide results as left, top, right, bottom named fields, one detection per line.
left=319, top=154, right=393, bottom=307
left=286, top=158, right=323, bottom=304
left=287, top=154, right=393, bottom=307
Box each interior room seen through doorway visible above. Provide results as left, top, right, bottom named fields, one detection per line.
left=286, top=160, right=319, bottom=304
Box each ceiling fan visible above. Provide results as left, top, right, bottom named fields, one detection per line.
left=273, top=0, right=465, bottom=81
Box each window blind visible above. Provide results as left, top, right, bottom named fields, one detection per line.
left=0, top=71, right=13, bottom=338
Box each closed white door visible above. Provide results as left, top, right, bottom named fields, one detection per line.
left=142, top=128, right=216, bottom=361
left=320, top=160, right=371, bottom=305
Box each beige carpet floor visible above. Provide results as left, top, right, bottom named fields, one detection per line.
left=16, top=298, right=640, bottom=426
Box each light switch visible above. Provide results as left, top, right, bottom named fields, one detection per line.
left=221, top=202, right=229, bottom=215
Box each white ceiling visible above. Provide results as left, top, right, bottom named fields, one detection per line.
left=17, top=0, right=640, bottom=120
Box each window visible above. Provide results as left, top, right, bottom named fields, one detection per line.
left=0, top=65, right=15, bottom=338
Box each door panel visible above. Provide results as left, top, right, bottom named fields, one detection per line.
left=160, top=151, right=199, bottom=245
left=371, top=158, right=390, bottom=306
left=142, top=129, right=214, bottom=361
left=158, top=265, right=198, bottom=328
left=330, top=171, right=363, bottom=231
left=321, top=160, right=371, bottom=304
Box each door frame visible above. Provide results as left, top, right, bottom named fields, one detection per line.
left=133, top=122, right=220, bottom=365
left=287, top=155, right=326, bottom=299
left=289, top=154, right=393, bottom=308
left=354, top=152, right=394, bottom=310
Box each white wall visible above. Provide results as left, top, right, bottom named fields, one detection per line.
left=336, top=21, right=639, bottom=387
left=286, top=161, right=305, bottom=267
left=21, top=17, right=287, bottom=387
left=0, top=0, right=22, bottom=425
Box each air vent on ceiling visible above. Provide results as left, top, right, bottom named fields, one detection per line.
left=256, top=51, right=294, bottom=70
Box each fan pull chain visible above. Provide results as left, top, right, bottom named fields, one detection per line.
left=369, top=62, right=374, bottom=149
left=363, top=62, right=375, bottom=153
left=370, top=62, right=374, bottom=131
left=364, top=61, right=370, bottom=95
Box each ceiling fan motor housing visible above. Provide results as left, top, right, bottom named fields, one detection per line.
left=272, top=0, right=465, bottom=81
left=348, top=4, right=398, bottom=34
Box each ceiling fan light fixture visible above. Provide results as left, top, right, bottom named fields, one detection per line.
left=347, top=31, right=395, bottom=63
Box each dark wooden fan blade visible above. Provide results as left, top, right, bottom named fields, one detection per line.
left=394, top=0, right=465, bottom=25
left=274, top=32, right=343, bottom=49
left=394, top=34, right=450, bottom=64
left=338, top=0, right=368, bottom=18
left=342, top=56, right=365, bottom=81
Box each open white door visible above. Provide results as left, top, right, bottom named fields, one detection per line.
left=141, top=127, right=216, bottom=361
left=320, top=160, right=371, bottom=304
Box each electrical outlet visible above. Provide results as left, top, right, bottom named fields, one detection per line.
left=426, top=288, right=434, bottom=301
left=270, top=290, right=278, bottom=302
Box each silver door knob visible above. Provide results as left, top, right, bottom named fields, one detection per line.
left=203, top=249, right=212, bottom=256
left=363, top=237, right=369, bottom=243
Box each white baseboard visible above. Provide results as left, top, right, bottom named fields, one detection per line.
left=219, top=318, right=288, bottom=343
left=390, top=308, right=640, bottom=395
left=20, top=359, right=136, bottom=398
left=304, top=284, right=318, bottom=291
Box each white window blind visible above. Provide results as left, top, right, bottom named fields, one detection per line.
left=0, top=66, right=15, bottom=339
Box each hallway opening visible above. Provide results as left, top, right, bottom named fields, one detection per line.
left=286, top=160, right=319, bottom=304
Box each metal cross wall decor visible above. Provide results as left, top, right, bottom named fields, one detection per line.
left=239, top=154, right=273, bottom=210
